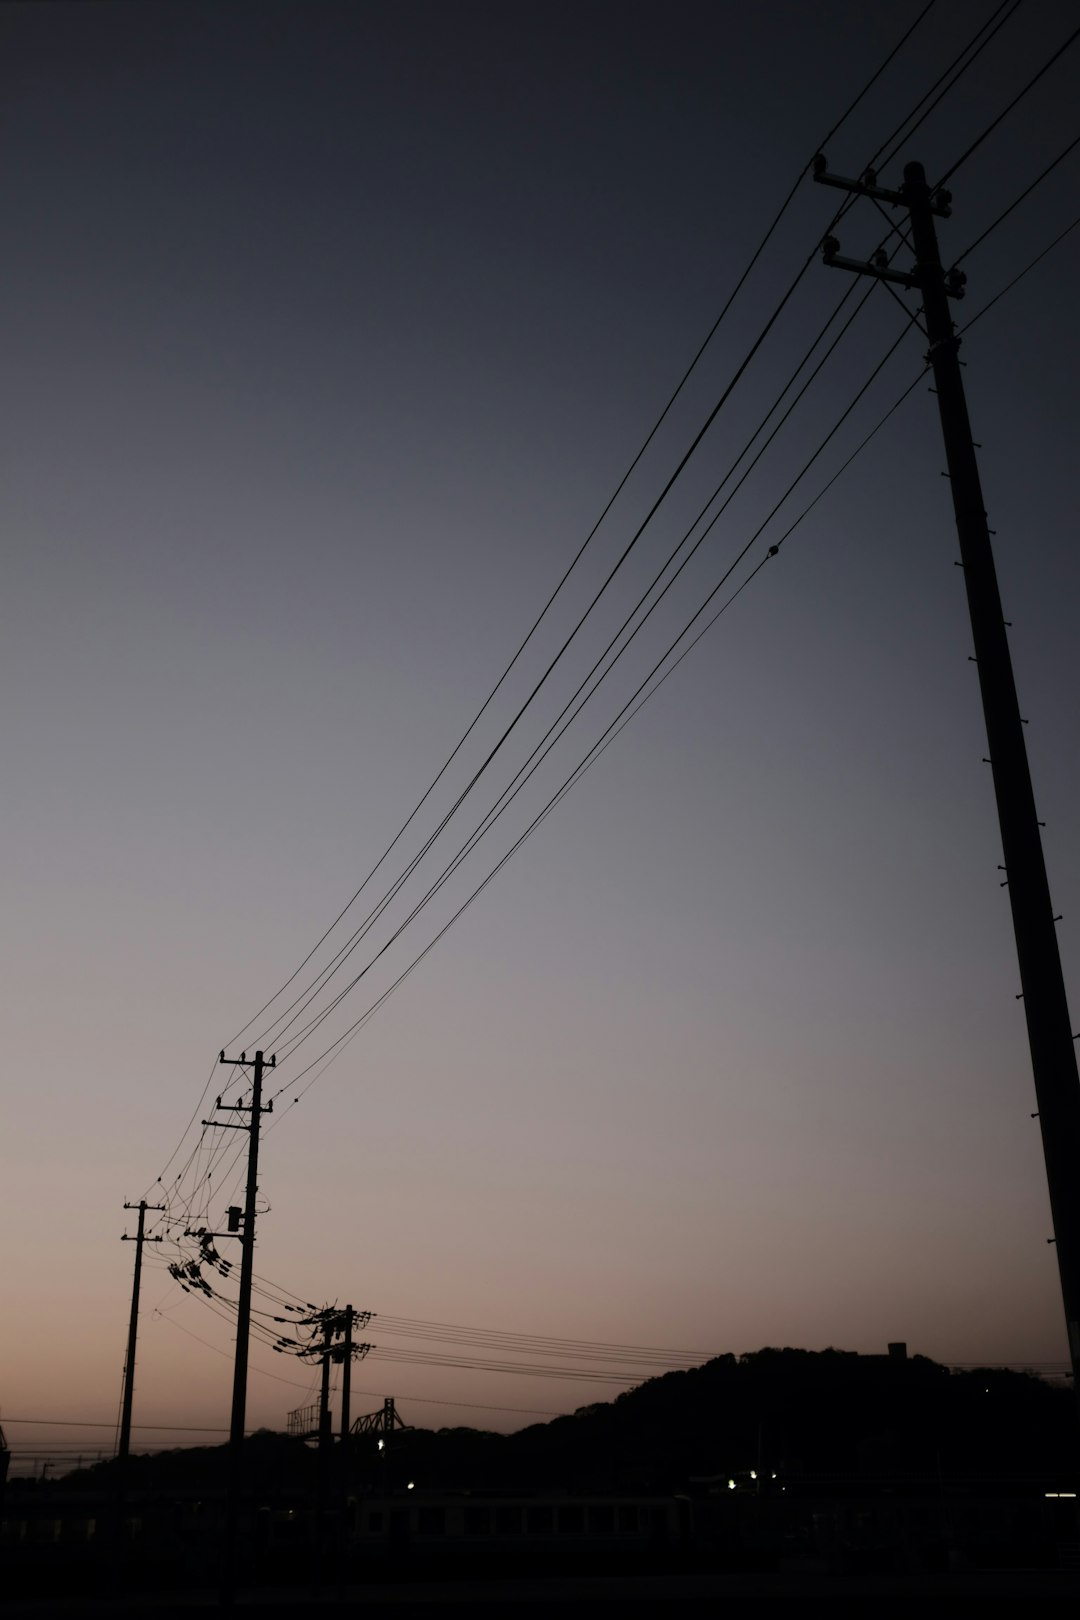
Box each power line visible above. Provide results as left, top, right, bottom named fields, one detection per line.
left=235, top=23, right=1027, bottom=1091
left=874, top=0, right=1025, bottom=175
left=959, top=209, right=1080, bottom=333
left=252, top=230, right=852, bottom=1070
left=510, top=197, right=1077, bottom=941
left=263, top=273, right=886, bottom=1074
left=395, top=148, right=1080, bottom=1152
left=935, top=18, right=1080, bottom=188
left=147, top=5, right=990, bottom=1224
left=145, top=2, right=1036, bottom=1241
left=370, top=1312, right=719, bottom=1360
left=197, top=1247, right=706, bottom=1368
left=141, top=1055, right=220, bottom=1201
left=349, top=1390, right=568, bottom=1417
left=363, top=1348, right=646, bottom=1384
left=369, top=1331, right=711, bottom=1370
left=132, top=191, right=1079, bottom=1430
left=811, top=2, right=1026, bottom=273
left=580, top=369, right=931, bottom=772
left=219, top=1, right=941, bottom=1063
left=2, top=1417, right=235, bottom=1433
left=162, top=201, right=1027, bottom=1244
left=154, top=1308, right=350, bottom=1392
left=361, top=1349, right=642, bottom=1384
left=264, top=313, right=925, bottom=1109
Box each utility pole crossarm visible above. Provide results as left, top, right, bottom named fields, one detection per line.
left=813, top=160, right=966, bottom=300
left=812, top=153, right=953, bottom=215
left=820, top=241, right=922, bottom=290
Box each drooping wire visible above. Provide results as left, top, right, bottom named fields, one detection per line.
left=367, top=1312, right=718, bottom=1360
left=268, top=318, right=895, bottom=1069
left=165, top=243, right=939, bottom=1224
left=361, top=1348, right=640, bottom=1385
left=585, top=367, right=932, bottom=763
left=164, top=1257, right=691, bottom=1387
left=263, top=190, right=1074, bottom=1113
left=249, top=221, right=859, bottom=1066
left=268, top=310, right=926, bottom=1101
left=141, top=3, right=1049, bottom=1263
left=156, top=1232, right=746, bottom=1372
left=155, top=1310, right=318, bottom=1392
left=233, top=16, right=1021, bottom=1079
left=141, top=1053, right=220, bottom=1201
left=145, top=0, right=983, bottom=1227
left=146, top=2, right=956, bottom=1219
left=221, top=0, right=941, bottom=1060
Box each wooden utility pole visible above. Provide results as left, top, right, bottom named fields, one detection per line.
left=213, top=1048, right=274, bottom=1603
left=813, top=156, right=1080, bottom=1400
left=115, top=1199, right=164, bottom=1534
left=318, top=1315, right=334, bottom=1452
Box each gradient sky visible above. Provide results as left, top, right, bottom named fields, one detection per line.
left=4, top=0, right=1079, bottom=1468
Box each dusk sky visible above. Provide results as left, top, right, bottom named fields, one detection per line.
left=4, top=0, right=1079, bottom=1469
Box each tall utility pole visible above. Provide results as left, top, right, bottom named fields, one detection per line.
left=213, top=1049, right=274, bottom=1602
left=115, top=1199, right=164, bottom=1533
left=813, top=157, right=1080, bottom=1397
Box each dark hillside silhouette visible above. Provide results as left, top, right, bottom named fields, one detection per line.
left=54, top=1348, right=1074, bottom=1496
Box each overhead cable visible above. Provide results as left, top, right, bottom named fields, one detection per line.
left=222, top=0, right=941, bottom=1060
left=935, top=19, right=1080, bottom=188
left=268, top=312, right=927, bottom=1102
left=874, top=0, right=1024, bottom=175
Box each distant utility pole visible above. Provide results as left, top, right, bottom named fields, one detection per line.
left=340, top=1304, right=355, bottom=1457
left=115, top=1199, right=164, bottom=1532
left=318, top=1315, right=335, bottom=1452
left=335, top=1304, right=356, bottom=1600
left=118, top=1201, right=165, bottom=1467
left=288, top=1304, right=373, bottom=1439
left=813, top=156, right=1080, bottom=1401
left=212, top=1048, right=274, bottom=1603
